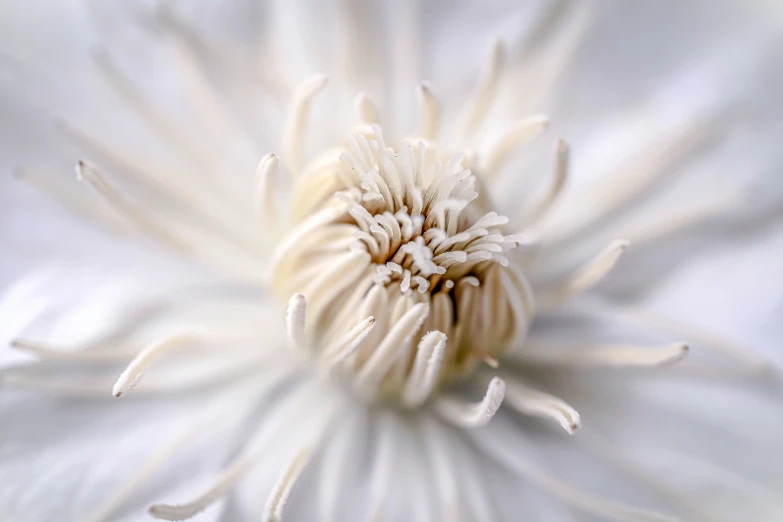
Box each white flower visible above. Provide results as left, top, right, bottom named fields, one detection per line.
left=2, top=2, right=783, bottom=522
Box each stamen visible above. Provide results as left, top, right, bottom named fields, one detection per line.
left=149, top=454, right=252, bottom=521
left=76, top=161, right=189, bottom=252
left=262, top=449, right=313, bottom=522
left=0, top=373, right=131, bottom=397
left=583, top=297, right=777, bottom=375
left=10, top=339, right=139, bottom=363
left=511, top=341, right=689, bottom=368
left=472, top=348, right=500, bottom=369
left=255, top=153, right=279, bottom=231
left=113, top=334, right=195, bottom=397
left=272, top=123, right=534, bottom=401
left=355, top=302, right=429, bottom=392
left=402, top=331, right=447, bottom=407
left=320, top=316, right=376, bottom=370
left=417, top=82, right=440, bottom=141
left=266, top=206, right=346, bottom=278
left=503, top=377, right=581, bottom=434
left=484, top=114, right=550, bottom=177
left=542, top=239, right=629, bottom=309
left=284, top=74, right=329, bottom=177
left=286, top=293, right=307, bottom=351
left=3, top=356, right=266, bottom=397
left=434, top=376, right=506, bottom=428
left=354, top=91, right=380, bottom=124
left=12, top=165, right=123, bottom=231
left=458, top=39, right=505, bottom=144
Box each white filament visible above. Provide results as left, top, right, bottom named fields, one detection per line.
left=321, top=316, right=376, bottom=370
left=434, top=376, right=506, bottom=428
left=76, top=161, right=188, bottom=251
left=503, top=377, right=581, bottom=434
left=458, top=39, right=505, bottom=144
left=484, top=114, right=550, bottom=177
left=402, top=331, right=447, bottom=407
left=10, top=339, right=138, bottom=362
left=286, top=293, right=307, bottom=351
left=262, top=449, right=313, bottom=522
left=512, top=341, right=690, bottom=368
left=149, top=452, right=253, bottom=520
left=583, top=297, right=776, bottom=374
left=355, top=302, right=430, bottom=392
left=255, top=153, right=279, bottom=230
left=113, top=334, right=195, bottom=397
left=284, top=74, right=329, bottom=177
left=542, top=239, right=629, bottom=309
left=417, top=82, right=440, bottom=141
left=354, top=91, right=380, bottom=124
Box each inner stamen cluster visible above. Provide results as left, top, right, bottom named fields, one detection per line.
left=271, top=125, right=534, bottom=402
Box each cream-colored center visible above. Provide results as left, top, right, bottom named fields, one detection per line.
left=271, top=126, right=534, bottom=403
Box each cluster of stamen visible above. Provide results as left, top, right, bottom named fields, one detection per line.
left=337, top=130, right=527, bottom=297
left=270, top=125, right=534, bottom=402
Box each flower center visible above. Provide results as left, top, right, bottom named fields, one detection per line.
left=270, top=125, right=534, bottom=404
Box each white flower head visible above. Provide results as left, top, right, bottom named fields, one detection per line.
left=2, top=2, right=783, bottom=522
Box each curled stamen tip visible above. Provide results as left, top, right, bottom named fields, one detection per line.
left=112, top=375, right=137, bottom=397
left=489, top=37, right=506, bottom=61
left=668, top=342, right=690, bottom=363
left=261, top=152, right=278, bottom=164
left=483, top=355, right=500, bottom=369
left=75, top=160, right=89, bottom=180
left=472, top=348, right=499, bottom=368
left=300, top=74, right=329, bottom=94
left=481, top=377, right=506, bottom=422
left=148, top=504, right=188, bottom=521
left=611, top=239, right=631, bottom=251
left=417, top=81, right=433, bottom=94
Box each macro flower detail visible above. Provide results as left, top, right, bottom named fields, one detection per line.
left=2, top=3, right=782, bottom=522
left=270, top=121, right=537, bottom=403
